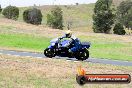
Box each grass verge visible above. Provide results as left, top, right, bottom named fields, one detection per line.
left=0, top=33, right=50, bottom=51
left=0, top=54, right=131, bottom=88
left=79, top=35, right=132, bottom=61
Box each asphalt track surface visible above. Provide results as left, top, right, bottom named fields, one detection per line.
left=0, top=49, right=132, bottom=66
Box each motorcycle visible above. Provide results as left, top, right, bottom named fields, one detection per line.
left=44, top=38, right=91, bottom=61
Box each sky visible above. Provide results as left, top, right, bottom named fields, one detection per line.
left=0, top=0, right=97, bottom=8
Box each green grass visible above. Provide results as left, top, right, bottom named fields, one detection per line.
left=80, top=36, right=132, bottom=61
left=0, top=33, right=50, bottom=51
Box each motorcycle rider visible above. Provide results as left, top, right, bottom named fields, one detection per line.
left=60, top=30, right=76, bottom=40
left=59, top=30, right=81, bottom=56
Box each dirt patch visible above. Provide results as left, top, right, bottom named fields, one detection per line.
left=0, top=18, right=65, bottom=38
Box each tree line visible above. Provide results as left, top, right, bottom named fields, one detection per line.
left=0, top=5, right=63, bottom=30
left=93, top=0, right=132, bottom=35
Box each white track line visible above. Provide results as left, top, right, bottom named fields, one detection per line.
left=8, top=51, right=15, bottom=52
left=48, top=58, right=52, bottom=60
left=36, top=57, right=43, bottom=59
left=66, top=60, right=72, bottom=62
left=9, top=51, right=29, bottom=54
left=25, top=56, right=32, bottom=58
left=91, top=58, right=131, bottom=63
left=7, top=54, right=11, bottom=55
left=74, top=61, right=79, bottom=62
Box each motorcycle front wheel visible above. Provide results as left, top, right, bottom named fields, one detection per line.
left=44, top=48, right=56, bottom=58
left=75, top=49, right=89, bottom=61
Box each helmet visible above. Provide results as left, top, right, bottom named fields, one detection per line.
left=65, top=30, right=72, bottom=38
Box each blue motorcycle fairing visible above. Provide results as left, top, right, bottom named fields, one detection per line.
left=70, top=40, right=91, bottom=52
left=60, top=40, right=71, bottom=47
left=48, top=38, right=59, bottom=49
left=81, top=42, right=91, bottom=48
left=82, top=45, right=90, bottom=48
left=48, top=45, right=54, bottom=49
left=70, top=38, right=82, bottom=52
left=48, top=38, right=91, bottom=53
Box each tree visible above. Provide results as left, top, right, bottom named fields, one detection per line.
left=128, top=21, right=132, bottom=30
left=116, top=0, right=132, bottom=30
left=113, top=23, right=126, bottom=35
left=47, top=6, right=63, bottom=30
left=0, top=5, right=2, bottom=13
left=23, top=8, right=42, bottom=25
left=93, top=0, right=115, bottom=33
left=2, top=6, right=19, bottom=20
left=126, top=8, right=132, bottom=30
